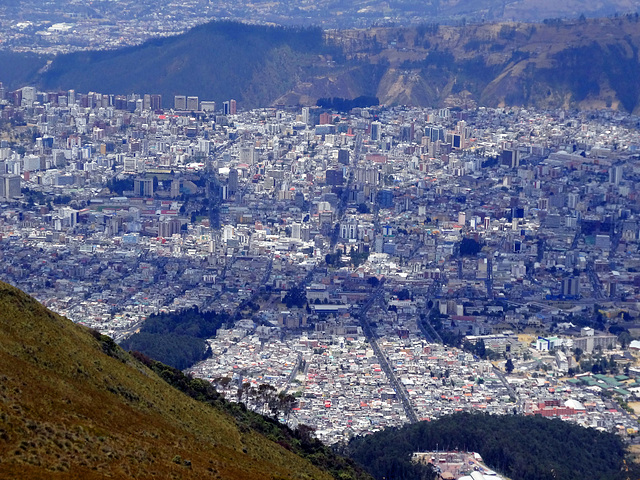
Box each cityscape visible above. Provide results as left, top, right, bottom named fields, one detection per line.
left=2, top=85, right=640, bottom=448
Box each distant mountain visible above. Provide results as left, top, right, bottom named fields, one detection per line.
left=0, top=280, right=370, bottom=479
left=38, top=21, right=339, bottom=109
left=10, top=17, right=640, bottom=113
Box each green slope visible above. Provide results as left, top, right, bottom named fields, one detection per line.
left=0, top=280, right=369, bottom=479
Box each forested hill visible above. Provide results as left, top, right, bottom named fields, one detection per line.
left=39, top=21, right=335, bottom=109
left=345, top=412, right=636, bottom=480
left=8, top=17, right=640, bottom=112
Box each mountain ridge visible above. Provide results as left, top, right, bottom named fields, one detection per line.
left=5, top=17, right=640, bottom=113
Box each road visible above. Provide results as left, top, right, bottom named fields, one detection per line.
left=492, top=366, right=522, bottom=413
left=586, top=261, right=605, bottom=300
left=354, top=280, right=419, bottom=424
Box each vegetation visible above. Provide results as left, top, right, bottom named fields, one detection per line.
left=120, top=307, right=230, bottom=369
left=132, top=352, right=372, bottom=480
left=459, top=237, right=482, bottom=256
left=316, top=96, right=380, bottom=111
left=346, top=412, right=635, bottom=480
left=0, top=280, right=341, bottom=479
left=40, top=21, right=332, bottom=108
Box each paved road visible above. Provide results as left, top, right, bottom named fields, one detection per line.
left=354, top=281, right=419, bottom=423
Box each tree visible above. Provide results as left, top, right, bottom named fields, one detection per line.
left=367, top=276, right=380, bottom=288
left=475, top=339, right=486, bottom=358
left=618, top=331, right=632, bottom=349
left=574, top=347, right=583, bottom=362
left=459, top=237, right=482, bottom=256
left=505, top=358, right=514, bottom=374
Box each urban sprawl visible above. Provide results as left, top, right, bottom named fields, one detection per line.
left=2, top=85, right=640, bottom=445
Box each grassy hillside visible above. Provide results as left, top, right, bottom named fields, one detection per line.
left=0, top=51, right=45, bottom=91
left=0, top=280, right=366, bottom=479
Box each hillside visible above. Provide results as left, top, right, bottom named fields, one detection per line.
left=9, top=17, right=640, bottom=112
left=317, top=16, right=640, bottom=113
left=0, top=280, right=369, bottom=479
left=38, top=21, right=336, bottom=109
left=345, top=412, right=637, bottom=480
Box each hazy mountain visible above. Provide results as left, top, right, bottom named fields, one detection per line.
left=31, top=17, right=640, bottom=113
left=0, top=280, right=370, bottom=479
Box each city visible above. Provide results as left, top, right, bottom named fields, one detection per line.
left=1, top=85, right=640, bottom=446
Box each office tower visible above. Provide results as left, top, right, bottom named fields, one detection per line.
left=187, top=96, right=199, bottom=111
left=301, top=107, right=309, bottom=124
left=149, top=94, right=162, bottom=111
left=21, top=87, right=36, bottom=107
left=201, top=101, right=216, bottom=112
left=68, top=89, right=76, bottom=105
left=223, top=101, right=230, bottom=115
left=134, top=178, right=154, bottom=197
left=228, top=168, right=238, bottom=194
left=338, top=149, right=349, bottom=165
left=239, top=145, right=255, bottom=165
left=174, top=95, right=187, bottom=110
left=230, top=99, right=236, bottom=114
left=371, top=121, right=381, bottom=141
left=0, top=174, right=20, bottom=199
left=609, top=165, right=623, bottom=185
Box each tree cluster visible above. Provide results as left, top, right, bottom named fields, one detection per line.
left=121, top=307, right=230, bottom=370
left=346, top=412, right=633, bottom=480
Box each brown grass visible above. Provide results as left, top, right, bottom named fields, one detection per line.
left=0, top=281, right=331, bottom=480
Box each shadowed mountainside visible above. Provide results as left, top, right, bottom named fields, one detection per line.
left=8, top=17, right=640, bottom=113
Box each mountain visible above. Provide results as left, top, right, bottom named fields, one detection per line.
left=0, top=280, right=370, bottom=479
left=10, top=17, right=640, bottom=113
left=38, top=21, right=339, bottom=109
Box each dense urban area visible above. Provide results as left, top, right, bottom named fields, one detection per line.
left=2, top=84, right=640, bottom=447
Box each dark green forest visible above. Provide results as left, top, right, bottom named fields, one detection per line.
left=345, top=412, right=634, bottom=480
left=0, top=51, right=44, bottom=90
left=120, top=307, right=230, bottom=369
left=39, top=21, right=331, bottom=108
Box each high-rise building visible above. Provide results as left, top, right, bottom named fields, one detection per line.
left=150, top=94, right=162, bottom=111
left=325, top=169, right=344, bottom=186
left=187, top=96, right=199, bottom=111
left=229, top=99, right=237, bottom=114
left=0, top=174, right=20, bottom=199
left=201, top=101, right=216, bottom=112
left=371, top=121, right=381, bottom=141
left=239, top=145, right=255, bottom=165
left=174, top=95, right=187, bottom=110
left=609, top=165, right=623, bottom=185
left=228, top=168, right=238, bottom=194
left=21, top=86, right=36, bottom=107
left=338, top=149, right=349, bottom=165
left=134, top=178, right=154, bottom=197
left=223, top=101, right=230, bottom=115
